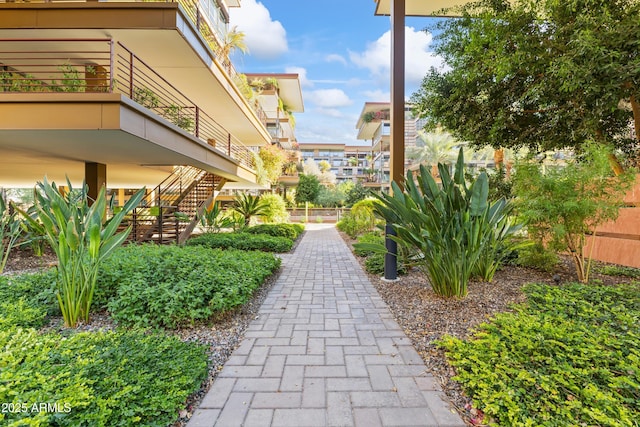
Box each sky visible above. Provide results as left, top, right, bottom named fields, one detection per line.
left=228, top=0, right=445, bottom=146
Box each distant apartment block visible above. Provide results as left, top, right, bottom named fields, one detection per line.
left=298, top=142, right=373, bottom=185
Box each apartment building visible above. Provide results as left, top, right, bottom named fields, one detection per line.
left=297, top=142, right=373, bottom=185
left=0, top=0, right=300, bottom=242
left=355, top=101, right=419, bottom=190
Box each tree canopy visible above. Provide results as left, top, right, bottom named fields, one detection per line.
left=295, top=174, right=321, bottom=205
left=411, top=0, right=640, bottom=162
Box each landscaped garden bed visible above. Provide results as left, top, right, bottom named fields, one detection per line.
left=0, top=222, right=299, bottom=426
left=342, top=231, right=640, bottom=426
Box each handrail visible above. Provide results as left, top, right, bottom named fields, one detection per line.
left=0, top=0, right=268, bottom=126
left=0, top=38, right=255, bottom=170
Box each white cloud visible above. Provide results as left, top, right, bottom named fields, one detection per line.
left=229, top=0, right=288, bottom=60
left=361, top=89, right=390, bottom=102
left=285, top=66, right=312, bottom=88
left=305, top=89, right=353, bottom=108
left=325, top=54, right=348, bottom=66
left=349, top=26, right=443, bottom=86
left=315, top=108, right=344, bottom=118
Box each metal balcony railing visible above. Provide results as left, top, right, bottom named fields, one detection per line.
left=0, top=0, right=268, bottom=126
left=0, top=38, right=255, bottom=170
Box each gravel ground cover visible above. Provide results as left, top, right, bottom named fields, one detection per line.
left=338, top=231, right=637, bottom=425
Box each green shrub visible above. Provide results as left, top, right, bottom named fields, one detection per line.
left=246, top=223, right=303, bottom=240
left=363, top=252, right=407, bottom=276
left=16, top=178, right=144, bottom=327
left=373, top=150, right=521, bottom=298
left=0, top=270, right=59, bottom=323
left=186, top=232, right=293, bottom=253
left=1, top=195, right=22, bottom=274
left=515, top=242, right=559, bottom=272
left=0, top=300, right=48, bottom=329
left=354, top=232, right=384, bottom=257
left=0, top=328, right=207, bottom=427
left=439, top=283, right=640, bottom=426
left=598, top=264, right=640, bottom=279
left=337, top=198, right=382, bottom=238
left=259, top=193, right=289, bottom=223
left=99, top=244, right=281, bottom=328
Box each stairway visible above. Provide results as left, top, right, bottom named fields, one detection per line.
left=122, top=166, right=225, bottom=244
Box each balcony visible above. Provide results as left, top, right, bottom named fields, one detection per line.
left=0, top=38, right=257, bottom=186
left=0, top=0, right=270, bottom=145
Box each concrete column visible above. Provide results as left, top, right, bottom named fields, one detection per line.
left=85, top=162, right=106, bottom=204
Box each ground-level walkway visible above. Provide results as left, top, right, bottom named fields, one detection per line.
left=187, top=224, right=466, bottom=427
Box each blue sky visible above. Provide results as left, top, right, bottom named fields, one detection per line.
left=229, top=0, right=444, bottom=146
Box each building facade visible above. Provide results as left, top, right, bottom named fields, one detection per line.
left=0, top=0, right=301, bottom=242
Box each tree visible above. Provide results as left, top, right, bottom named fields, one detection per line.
left=303, top=158, right=336, bottom=186
left=407, top=129, right=464, bottom=177
left=412, top=0, right=640, bottom=165
left=222, top=26, right=248, bottom=58
left=295, top=174, right=320, bottom=222
left=318, top=160, right=331, bottom=173
left=512, top=143, right=634, bottom=282
left=345, top=181, right=369, bottom=207
left=258, top=144, right=288, bottom=186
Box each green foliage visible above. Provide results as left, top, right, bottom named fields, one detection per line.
left=412, top=0, right=640, bottom=156
left=513, top=143, right=635, bottom=282
left=246, top=223, right=303, bottom=240
left=363, top=252, right=407, bottom=276
left=198, top=201, right=233, bottom=233
left=165, top=104, right=194, bottom=132
left=354, top=232, right=384, bottom=257
left=19, top=204, right=47, bottom=257
left=472, top=199, right=527, bottom=282
left=258, top=145, right=288, bottom=186
left=258, top=193, right=289, bottom=223
left=514, top=242, right=559, bottom=272
left=598, top=264, right=640, bottom=279
left=373, top=150, right=521, bottom=297
left=316, top=184, right=348, bottom=208
left=0, top=328, right=208, bottom=426
left=486, top=165, right=513, bottom=202
left=186, top=231, right=292, bottom=253
left=345, top=181, right=370, bottom=207
left=440, top=283, right=640, bottom=426
left=133, top=87, right=160, bottom=109
left=16, top=178, right=144, bottom=327
left=233, top=193, right=268, bottom=227
left=295, top=174, right=321, bottom=204
left=99, top=244, right=280, bottom=328
left=1, top=196, right=22, bottom=274
left=0, top=270, right=58, bottom=328
left=336, top=198, right=382, bottom=239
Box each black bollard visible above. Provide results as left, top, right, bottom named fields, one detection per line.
left=384, top=223, right=397, bottom=281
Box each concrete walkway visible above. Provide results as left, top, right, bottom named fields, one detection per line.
left=187, top=224, right=466, bottom=427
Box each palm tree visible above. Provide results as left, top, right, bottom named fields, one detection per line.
left=221, top=26, right=248, bottom=58
left=233, top=193, right=267, bottom=227
left=407, top=130, right=465, bottom=177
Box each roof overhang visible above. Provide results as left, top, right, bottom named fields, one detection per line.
left=0, top=94, right=256, bottom=188
left=246, top=73, right=304, bottom=113
left=374, top=0, right=468, bottom=17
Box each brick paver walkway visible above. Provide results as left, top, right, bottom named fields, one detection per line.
left=187, top=224, right=466, bottom=427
